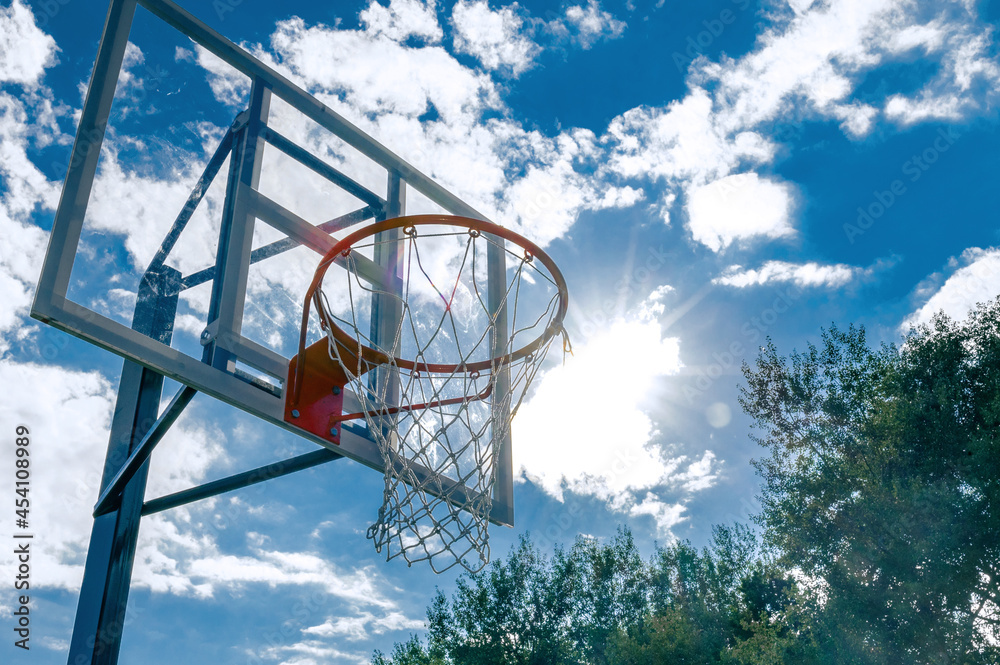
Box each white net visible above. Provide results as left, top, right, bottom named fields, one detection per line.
left=313, top=223, right=567, bottom=573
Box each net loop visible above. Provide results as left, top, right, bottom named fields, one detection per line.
left=303, top=215, right=569, bottom=574
left=561, top=326, right=574, bottom=358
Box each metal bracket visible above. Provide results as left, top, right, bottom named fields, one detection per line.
left=200, top=319, right=220, bottom=346
left=93, top=385, right=198, bottom=516
left=231, top=108, right=251, bottom=132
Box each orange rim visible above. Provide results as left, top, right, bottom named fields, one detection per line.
left=297, top=214, right=569, bottom=377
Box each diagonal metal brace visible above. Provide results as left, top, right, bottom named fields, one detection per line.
left=93, top=385, right=198, bottom=516
left=178, top=205, right=376, bottom=291
left=145, top=123, right=236, bottom=280
left=141, top=447, right=342, bottom=515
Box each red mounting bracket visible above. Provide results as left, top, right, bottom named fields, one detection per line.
left=284, top=339, right=354, bottom=444
left=284, top=338, right=495, bottom=445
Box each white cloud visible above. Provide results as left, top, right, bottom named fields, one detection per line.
left=449, top=0, right=624, bottom=77
left=0, top=92, right=61, bottom=212
left=623, top=451, right=719, bottom=537
left=629, top=494, right=688, bottom=536
left=0, top=208, right=47, bottom=349
left=502, top=128, right=643, bottom=245
left=257, top=640, right=372, bottom=665
left=185, top=45, right=250, bottom=109
left=303, top=611, right=423, bottom=641
left=268, top=15, right=490, bottom=123
left=359, top=0, right=443, bottom=43
left=548, top=0, right=627, bottom=49
left=787, top=0, right=818, bottom=15
left=889, top=21, right=946, bottom=54
left=714, top=259, right=864, bottom=288
left=704, top=2, right=878, bottom=129
left=605, top=89, right=777, bottom=186
left=0, top=362, right=114, bottom=591
left=0, top=88, right=61, bottom=349
left=701, top=0, right=1000, bottom=133
left=451, top=0, right=540, bottom=76
left=513, top=296, right=720, bottom=537
left=675, top=450, right=719, bottom=492
left=513, top=317, right=684, bottom=502
left=83, top=146, right=221, bottom=274
left=648, top=283, right=675, bottom=302
left=832, top=101, right=879, bottom=138
left=115, top=41, right=146, bottom=95
left=885, top=27, right=1000, bottom=124
left=903, top=247, right=1000, bottom=329
left=184, top=549, right=397, bottom=606
left=0, top=356, right=404, bottom=613
left=602, top=0, right=1000, bottom=250
left=143, top=421, right=227, bottom=501
left=0, top=0, right=57, bottom=87
left=686, top=173, right=795, bottom=252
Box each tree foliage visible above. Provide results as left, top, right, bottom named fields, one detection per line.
left=373, top=525, right=811, bottom=664
left=374, top=298, right=1000, bottom=664
left=740, top=299, right=1000, bottom=663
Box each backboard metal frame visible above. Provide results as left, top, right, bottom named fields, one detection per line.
left=33, top=2, right=518, bottom=660
left=31, top=0, right=514, bottom=526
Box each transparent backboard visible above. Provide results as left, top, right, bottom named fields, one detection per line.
left=31, top=0, right=515, bottom=526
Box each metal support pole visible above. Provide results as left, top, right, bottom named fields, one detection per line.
left=67, top=267, right=180, bottom=665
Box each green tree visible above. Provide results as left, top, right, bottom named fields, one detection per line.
left=740, top=298, right=1000, bottom=664
left=372, top=634, right=439, bottom=665
left=566, top=527, right=649, bottom=665
left=609, top=523, right=811, bottom=665
left=646, top=524, right=756, bottom=659
left=387, top=530, right=652, bottom=665
left=426, top=535, right=581, bottom=665
left=374, top=303, right=1000, bottom=665
left=725, top=566, right=821, bottom=665
left=376, top=526, right=819, bottom=665
left=608, top=606, right=711, bottom=665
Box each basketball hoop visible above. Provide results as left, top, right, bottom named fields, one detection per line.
left=285, top=215, right=570, bottom=572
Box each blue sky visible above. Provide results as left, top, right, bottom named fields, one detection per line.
left=2, top=0, right=1000, bottom=662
